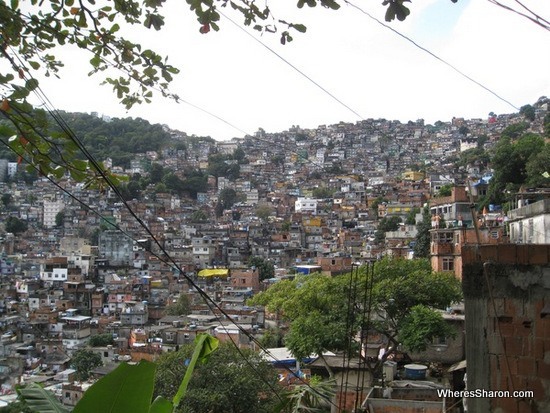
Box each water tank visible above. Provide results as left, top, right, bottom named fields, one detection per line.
left=404, top=364, right=427, bottom=380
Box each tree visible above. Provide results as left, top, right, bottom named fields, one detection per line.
left=311, top=187, right=334, bottom=199
left=0, top=0, right=540, bottom=189
left=525, top=143, right=550, bottom=187
left=486, top=133, right=545, bottom=204
left=248, top=256, right=275, bottom=282
left=255, top=205, right=273, bottom=223
left=89, top=334, right=115, bottom=347
left=55, top=211, right=65, bottom=227
left=436, top=184, right=452, bottom=198
left=249, top=258, right=462, bottom=376
left=71, top=349, right=103, bottom=381
left=154, top=342, right=278, bottom=413
left=218, top=188, right=238, bottom=211
left=404, top=207, right=419, bottom=225
left=413, top=205, right=432, bottom=258
left=165, top=294, right=191, bottom=316
left=519, top=104, right=536, bottom=121
left=1, top=193, right=12, bottom=208
left=190, top=209, right=208, bottom=222
left=374, top=215, right=402, bottom=245
left=4, top=216, right=28, bottom=234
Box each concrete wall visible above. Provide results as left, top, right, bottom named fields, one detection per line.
left=462, top=245, right=550, bottom=413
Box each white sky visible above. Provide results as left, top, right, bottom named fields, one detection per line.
left=33, top=0, right=550, bottom=140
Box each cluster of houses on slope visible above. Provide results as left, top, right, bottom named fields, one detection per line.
left=0, top=100, right=548, bottom=410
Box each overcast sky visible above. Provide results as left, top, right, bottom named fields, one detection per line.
left=35, top=0, right=550, bottom=140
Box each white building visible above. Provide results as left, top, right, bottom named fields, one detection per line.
left=43, top=198, right=64, bottom=228
left=507, top=199, right=550, bottom=244
left=7, top=162, right=18, bottom=178
left=295, top=198, right=318, bottom=214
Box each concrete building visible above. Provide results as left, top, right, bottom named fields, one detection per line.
left=98, top=230, right=132, bottom=266
left=295, top=198, right=318, bottom=214
left=507, top=198, right=550, bottom=244
left=43, top=197, right=65, bottom=228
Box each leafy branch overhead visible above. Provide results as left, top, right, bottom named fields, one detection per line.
left=0, top=0, right=440, bottom=188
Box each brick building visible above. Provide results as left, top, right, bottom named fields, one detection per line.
left=462, top=244, right=550, bottom=412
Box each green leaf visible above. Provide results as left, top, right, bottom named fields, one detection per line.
left=90, top=54, right=101, bottom=68
left=73, top=361, right=156, bottom=413
left=291, top=23, right=307, bottom=33
left=18, top=383, right=70, bottom=413
left=72, top=159, right=88, bottom=171
left=28, top=61, right=40, bottom=70
left=25, top=78, right=39, bottom=91
left=52, top=166, right=65, bottom=179
left=149, top=396, right=173, bottom=413
left=10, top=0, right=19, bottom=10
left=172, top=334, right=219, bottom=408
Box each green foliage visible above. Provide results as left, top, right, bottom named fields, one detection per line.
left=190, top=209, right=208, bottom=222
left=18, top=335, right=220, bottom=413
left=258, top=328, right=284, bottom=348
left=436, top=184, right=452, bottom=198
left=276, top=376, right=335, bottom=413
left=88, top=333, right=114, bottom=347
left=399, top=305, right=456, bottom=353
left=458, top=147, right=489, bottom=168
left=250, top=258, right=462, bottom=367
left=0, top=0, right=441, bottom=190
left=370, top=197, right=388, bottom=212
left=374, top=215, right=402, bottom=244
left=486, top=133, right=545, bottom=204
left=1, top=193, right=12, bottom=208
left=217, top=188, right=238, bottom=214
left=311, top=186, right=334, bottom=199
left=165, top=294, right=191, bottom=316
left=405, top=207, right=419, bottom=225
left=55, top=211, right=65, bottom=227
left=154, top=341, right=277, bottom=413
left=4, top=216, right=28, bottom=234
left=458, top=125, right=469, bottom=136
left=0, top=400, right=32, bottom=413
left=519, top=104, right=536, bottom=121
left=207, top=154, right=240, bottom=180
left=16, top=383, right=69, bottom=413
left=255, top=205, right=273, bottom=222
left=525, top=143, right=550, bottom=187
left=248, top=256, right=275, bottom=281
left=73, top=361, right=157, bottom=413
left=71, top=349, right=103, bottom=381
left=413, top=206, right=432, bottom=258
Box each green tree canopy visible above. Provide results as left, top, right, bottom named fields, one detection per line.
left=486, top=133, right=546, bottom=204
left=413, top=205, right=432, bottom=258
left=71, top=349, right=103, bottom=381
left=249, top=258, right=462, bottom=375
left=248, top=256, right=275, bottom=282
left=4, top=216, right=28, bottom=234
left=165, top=294, right=191, bottom=316
left=89, top=333, right=115, bottom=347
left=154, top=342, right=278, bottom=413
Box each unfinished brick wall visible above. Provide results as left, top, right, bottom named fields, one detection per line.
left=462, top=245, right=550, bottom=413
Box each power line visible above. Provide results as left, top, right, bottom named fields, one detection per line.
left=2, top=50, right=340, bottom=408
left=219, top=10, right=365, bottom=120
left=344, top=0, right=521, bottom=111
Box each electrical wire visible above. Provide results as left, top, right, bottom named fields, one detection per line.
left=2, top=51, right=341, bottom=409
left=343, top=0, right=521, bottom=112
left=219, top=10, right=365, bottom=120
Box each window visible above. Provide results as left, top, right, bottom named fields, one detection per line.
left=442, top=257, right=454, bottom=271
left=104, top=351, right=109, bottom=357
